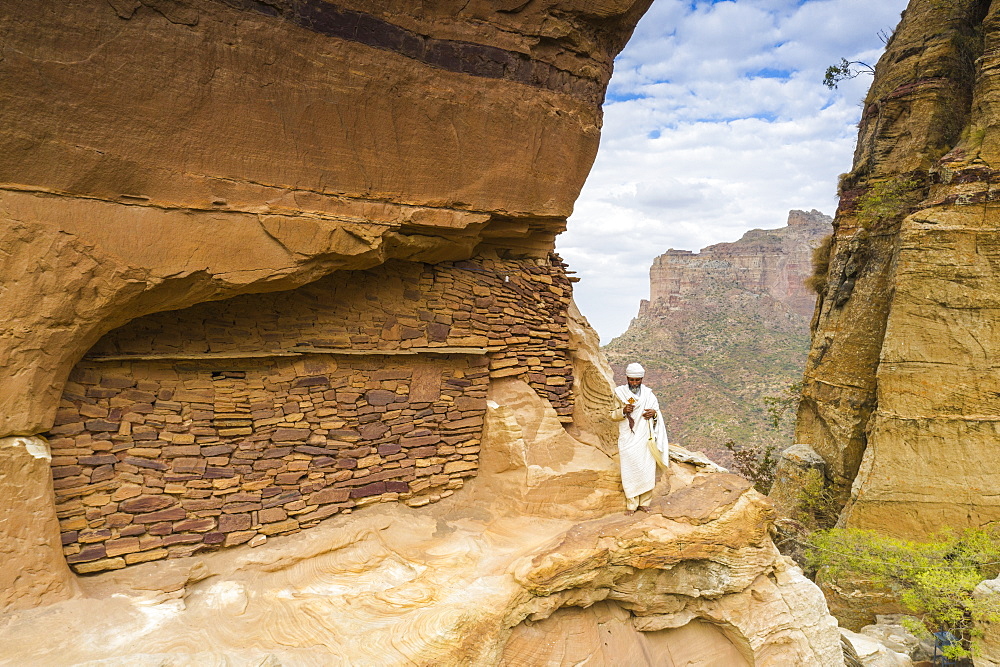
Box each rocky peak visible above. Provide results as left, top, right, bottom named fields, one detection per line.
left=787, top=208, right=832, bottom=227
left=606, top=210, right=831, bottom=464
left=644, top=210, right=831, bottom=320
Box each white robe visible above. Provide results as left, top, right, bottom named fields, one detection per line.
left=610, top=384, right=669, bottom=499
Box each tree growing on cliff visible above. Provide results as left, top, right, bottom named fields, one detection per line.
left=723, top=439, right=778, bottom=495
left=823, top=58, right=875, bottom=89
left=806, top=527, right=1000, bottom=659
left=763, top=381, right=802, bottom=430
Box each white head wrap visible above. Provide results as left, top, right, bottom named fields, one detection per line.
left=625, top=363, right=645, bottom=378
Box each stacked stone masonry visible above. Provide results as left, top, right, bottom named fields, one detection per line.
left=45, top=254, right=575, bottom=573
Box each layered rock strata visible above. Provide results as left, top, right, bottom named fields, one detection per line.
left=783, top=0, right=1000, bottom=538
left=0, top=4, right=848, bottom=663
left=606, top=210, right=830, bottom=459
left=0, top=376, right=843, bottom=665
left=0, top=0, right=649, bottom=437
left=645, top=209, right=831, bottom=320
left=0, top=0, right=651, bottom=605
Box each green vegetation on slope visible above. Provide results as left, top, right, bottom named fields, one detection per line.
left=806, top=527, right=1000, bottom=659
left=605, top=277, right=811, bottom=466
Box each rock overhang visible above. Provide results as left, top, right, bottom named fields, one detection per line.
left=0, top=0, right=652, bottom=437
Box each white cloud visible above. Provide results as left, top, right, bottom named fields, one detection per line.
left=558, top=0, right=909, bottom=342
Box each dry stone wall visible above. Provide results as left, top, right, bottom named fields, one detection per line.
left=0, top=0, right=651, bottom=609
left=46, top=254, right=575, bottom=573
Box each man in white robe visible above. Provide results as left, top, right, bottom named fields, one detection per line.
left=609, top=362, right=669, bottom=514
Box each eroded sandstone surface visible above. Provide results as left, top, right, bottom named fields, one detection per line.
left=0, top=379, right=842, bottom=665
left=780, top=0, right=1000, bottom=538
left=0, top=1, right=848, bottom=662
left=0, top=0, right=653, bottom=606
left=1, top=0, right=651, bottom=437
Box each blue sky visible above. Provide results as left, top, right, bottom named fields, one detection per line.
left=557, top=0, right=909, bottom=342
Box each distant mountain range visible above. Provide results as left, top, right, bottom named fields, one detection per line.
left=604, top=209, right=831, bottom=464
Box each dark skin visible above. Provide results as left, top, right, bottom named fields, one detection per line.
left=622, top=377, right=657, bottom=420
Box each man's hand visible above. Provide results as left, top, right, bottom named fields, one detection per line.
left=642, top=408, right=656, bottom=420
left=623, top=403, right=635, bottom=415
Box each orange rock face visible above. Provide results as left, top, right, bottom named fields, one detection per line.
left=0, top=0, right=651, bottom=607
left=0, top=0, right=652, bottom=437
left=786, top=0, right=1000, bottom=538
left=0, top=6, right=846, bottom=664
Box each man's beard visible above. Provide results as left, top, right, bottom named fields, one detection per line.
left=629, top=384, right=641, bottom=395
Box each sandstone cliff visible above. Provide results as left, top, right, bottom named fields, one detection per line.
left=0, top=0, right=653, bottom=607
left=646, top=209, right=831, bottom=321
left=0, top=353, right=843, bottom=665
left=777, top=0, right=1000, bottom=540
left=605, top=210, right=830, bottom=462
left=0, top=1, right=847, bottom=663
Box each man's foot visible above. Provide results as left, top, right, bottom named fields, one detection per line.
left=624, top=509, right=636, bottom=516
left=637, top=506, right=650, bottom=513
